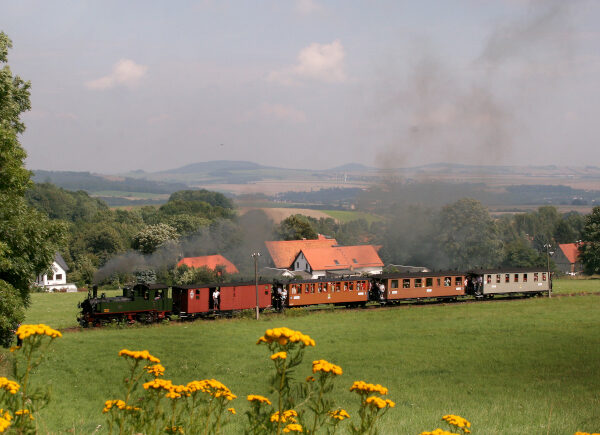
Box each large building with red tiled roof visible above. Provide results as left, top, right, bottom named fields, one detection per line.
left=264, top=235, right=338, bottom=269
left=554, top=243, right=583, bottom=275
left=291, top=245, right=384, bottom=278
left=177, top=255, right=239, bottom=274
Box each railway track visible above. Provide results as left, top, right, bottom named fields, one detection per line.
left=57, top=291, right=599, bottom=334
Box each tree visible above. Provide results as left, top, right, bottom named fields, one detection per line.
left=579, top=206, right=600, bottom=274
left=437, top=198, right=503, bottom=270
left=501, top=239, right=547, bottom=268
left=132, top=224, right=179, bottom=254
left=276, top=215, right=318, bottom=241
left=0, top=32, right=66, bottom=308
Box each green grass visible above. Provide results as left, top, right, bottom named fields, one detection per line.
left=552, top=277, right=600, bottom=294
left=322, top=210, right=384, bottom=224
left=11, top=296, right=600, bottom=434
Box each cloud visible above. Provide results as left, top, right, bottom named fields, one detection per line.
left=268, top=39, right=347, bottom=85
left=86, top=59, right=148, bottom=90
left=295, top=0, right=323, bottom=15
left=253, top=103, right=307, bottom=123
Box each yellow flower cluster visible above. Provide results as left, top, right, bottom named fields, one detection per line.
left=166, top=385, right=188, bottom=400
left=16, top=324, right=62, bottom=340
left=146, top=364, right=165, bottom=377
left=574, top=433, right=600, bottom=435
left=165, top=426, right=184, bottom=434
left=365, top=396, right=395, bottom=409
left=256, top=327, right=315, bottom=347
left=0, top=378, right=19, bottom=395
left=0, top=409, right=11, bottom=433
left=186, top=379, right=236, bottom=400
left=247, top=394, right=272, bottom=405
left=442, top=415, right=471, bottom=432
left=118, top=349, right=160, bottom=363
left=228, top=408, right=236, bottom=415
left=15, top=409, right=34, bottom=421
left=328, top=409, right=350, bottom=421
left=306, top=376, right=315, bottom=382
left=9, top=346, right=20, bottom=353
left=349, top=381, right=388, bottom=395
left=270, top=409, right=298, bottom=423
left=102, top=400, right=140, bottom=413
left=283, top=423, right=303, bottom=433
left=312, top=360, right=342, bottom=376
left=419, top=430, right=459, bottom=435
left=270, top=351, right=287, bottom=360
left=143, top=379, right=189, bottom=399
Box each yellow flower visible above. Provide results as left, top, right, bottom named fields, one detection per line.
left=0, top=409, right=11, bottom=431
left=349, top=381, right=388, bottom=395
left=15, top=410, right=34, bottom=421
left=118, top=349, right=160, bottom=363
left=165, top=426, right=184, bottom=434
left=328, top=409, right=350, bottom=420
left=573, top=433, right=600, bottom=435
left=16, top=324, right=62, bottom=340
left=283, top=423, right=303, bottom=433
left=270, top=410, right=298, bottom=423
left=102, top=400, right=139, bottom=413
left=247, top=394, right=272, bottom=405
left=442, top=415, right=471, bottom=429
left=186, top=379, right=235, bottom=400
left=0, top=378, right=20, bottom=395
left=312, top=360, right=343, bottom=376
left=9, top=346, right=20, bottom=353
left=228, top=407, right=236, bottom=415
left=365, top=396, right=387, bottom=409
left=306, top=376, right=315, bottom=382
left=146, top=363, right=165, bottom=377
left=257, top=327, right=315, bottom=347
left=420, top=430, right=460, bottom=435
left=271, top=351, right=287, bottom=360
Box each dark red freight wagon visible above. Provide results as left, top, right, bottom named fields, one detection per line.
left=284, top=278, right=370, bottom=307
left=172, top=285, right=211, bottom=318
left=219, top=282, right=273, bottom=311
left=380, top=272, right=465, bottom=301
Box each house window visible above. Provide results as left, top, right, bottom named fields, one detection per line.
left=523, top=274, right=528, bottom=282
left=415, top=279, right=422, bottom=288
left=487, top=275, right=492, bottom=284
left=496, top=274, right=501, bottom=283
left=391, top=280, right=399, bottom=289
left=505, top=274, right=510, bottom=283
left=296, top=262, right=300, bottom=268
left=514, top=274, right=519, bottom=282
left=55, top=274, right=63, bottom=281
left=403, top=279, right=410, bottom=288
left=534, top=273, right=539, bottom=282
left=444, top=277, right=451, bottom=286
left=426, top=278, right=433, bottom=287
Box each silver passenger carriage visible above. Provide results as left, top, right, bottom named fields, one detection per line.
left=469, top=267, right=551, bottom=297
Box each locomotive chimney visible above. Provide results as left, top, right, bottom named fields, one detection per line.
left=92, top=285, right=98, bottom=298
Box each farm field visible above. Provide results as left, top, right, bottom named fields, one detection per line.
left=321, top=210, right=384, bottom=224
left=10, top=294, right=600, bottom=434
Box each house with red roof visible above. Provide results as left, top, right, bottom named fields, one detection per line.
left=177, top=255, right=239, bottom=274
left=264, top=235, right=338, bottom=269
left=291, top=245, right=384, bottom=279
left=554, top=243, right=583, bottom=275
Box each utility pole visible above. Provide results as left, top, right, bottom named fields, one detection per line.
left=252, top=252, right=261, bottom=320
left=544, top=243, right=554, bottom=298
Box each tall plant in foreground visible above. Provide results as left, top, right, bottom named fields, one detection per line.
left=1, top=324, right=62, bottom=434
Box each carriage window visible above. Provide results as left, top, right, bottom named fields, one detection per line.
left=336, top=283, right=341, bottom=292
left=444, top=277, right=451, bottom=286
left=436, top=278, right=441, bottom=286
left=196, top=289, right=200, bottom=300
left=349, top=283, right=354, bottom=291
left=426, top=278, right=433, bottom=287
left=415, top=279, right=422, bottom=288
left=496, top=274, right=501, bottom=283
left=403, top=279, right=410, bottom=288
left=310, top=284, right=315, bottom=293
left=514, top=274, right=519, bottom=282
left=534, top=273, right=539, bottom=282
left=455, top=277, right=462, bottom=286
left=523, top=274, right=528, bottom=282
left=505, top=274, right=510, bottom=283
left=391, top=280, right=399, bottom=289
left=144, top=291, right=149, bottom=300
left=318, top=283, right=323, bottom=293
left=487, top=275, right=492, bottom=284
left=305, top=284, right=309, bottom=293
left=343, top=283, right=348, bottom=291
left=542, top=273, right=547, bottom=281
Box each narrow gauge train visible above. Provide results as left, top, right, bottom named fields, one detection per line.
left=77, top=267, right=551, bottom=326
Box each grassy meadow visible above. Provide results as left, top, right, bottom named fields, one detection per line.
left=9, top=293, right=600, bottom=434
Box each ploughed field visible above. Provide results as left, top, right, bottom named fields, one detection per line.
left=9, top=291, right=600, bottom=434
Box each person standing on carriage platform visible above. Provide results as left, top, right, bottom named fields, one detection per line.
left=212, top=287, right=220, bottom=310
left=280, top=287, right=287, bottom=312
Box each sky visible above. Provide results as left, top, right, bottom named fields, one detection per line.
left=2, top=0, right=599, bottom=173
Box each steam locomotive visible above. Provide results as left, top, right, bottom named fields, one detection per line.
left=77, top=267, right=551, bottom=327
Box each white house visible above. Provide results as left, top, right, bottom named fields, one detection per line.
left=35, top=252, right=78, bottom=292
left=291, top=245, right=384, bottom=279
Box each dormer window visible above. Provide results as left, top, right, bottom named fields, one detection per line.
left=334, top=260, right=340, bottom=265
left=352, top=258, right=358, bottom=263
